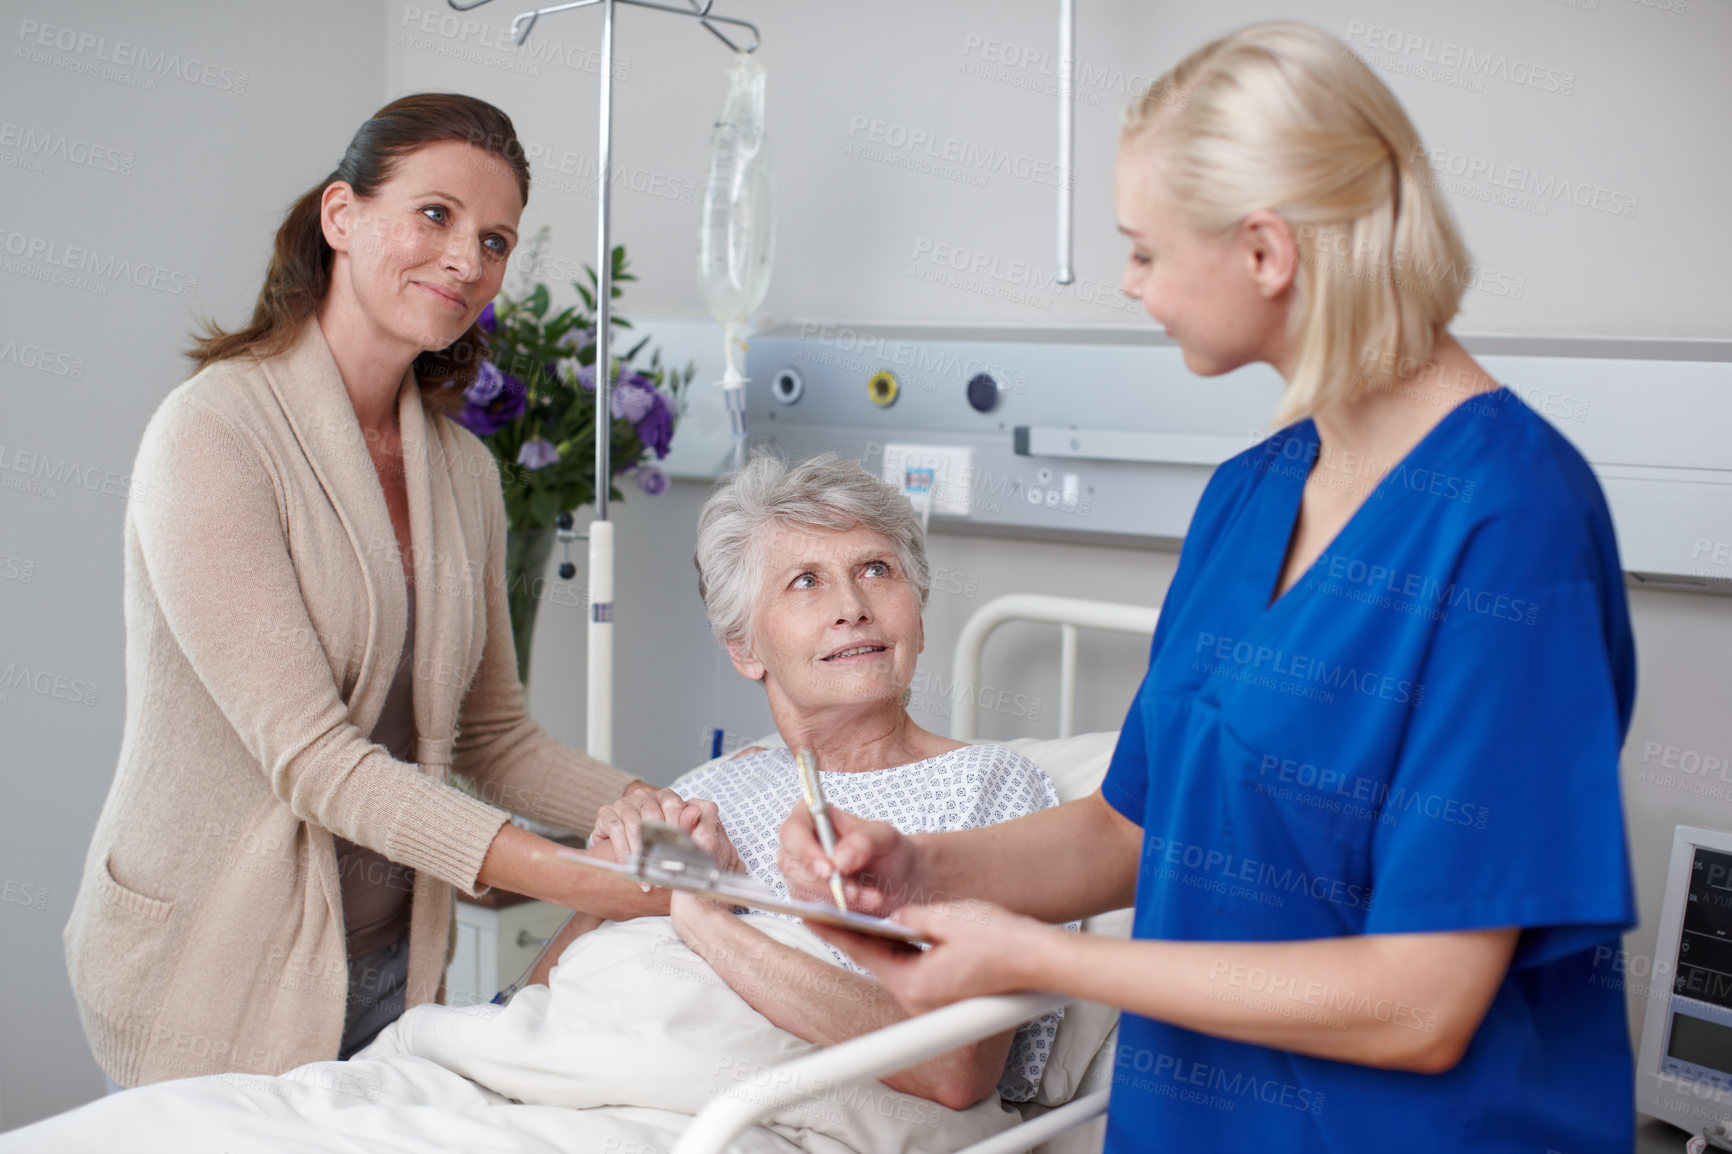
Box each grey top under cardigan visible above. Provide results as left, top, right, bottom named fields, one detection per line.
left=64, top=314, right=633, bottom=1087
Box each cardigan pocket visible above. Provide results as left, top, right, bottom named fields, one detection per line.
left=97, top=850, right=176, bottom=922
left=68, top=851, right=179, bottom=1019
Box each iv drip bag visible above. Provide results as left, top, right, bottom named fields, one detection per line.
left=698, top=53, right=773, bottom=464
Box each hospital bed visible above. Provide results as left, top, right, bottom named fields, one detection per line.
left=8, top=595, right=1157, bottom=1154
left=677, top=593, right=1160, bottom=1154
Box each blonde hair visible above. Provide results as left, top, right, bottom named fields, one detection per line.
left=1120, top=21, right=1471, bottom=428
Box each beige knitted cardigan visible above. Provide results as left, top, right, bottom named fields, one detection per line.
left=64, top=314, right=633, bottom=1087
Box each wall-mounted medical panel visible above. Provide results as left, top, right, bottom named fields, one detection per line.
left=745, top=325, right=1732, bottom=594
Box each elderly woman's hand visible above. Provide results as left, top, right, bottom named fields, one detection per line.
left=680, top=796, right=745, bottom=875
left=588, top=781, right=690, bottom=863
left=589, top=784, right=744, bottom=875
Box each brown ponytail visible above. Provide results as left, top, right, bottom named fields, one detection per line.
left=184, top=92, right=531, bottom=416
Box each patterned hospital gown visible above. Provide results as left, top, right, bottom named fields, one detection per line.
left=670, top=742, right=1074, bottom=1102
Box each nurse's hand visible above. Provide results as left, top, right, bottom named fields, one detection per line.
left=805, top=899, right=1046, bottom=1015
left=778, top=804, right=922, bottom=918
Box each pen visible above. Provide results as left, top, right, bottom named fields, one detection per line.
left=794, top=748, right=849, bottom=912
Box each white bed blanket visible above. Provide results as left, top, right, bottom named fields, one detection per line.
left=2, top=916, right=1018, bottom=1154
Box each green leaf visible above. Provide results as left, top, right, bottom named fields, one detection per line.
left=529, top=487, right=557, bottom=527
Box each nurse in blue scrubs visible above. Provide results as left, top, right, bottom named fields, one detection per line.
left=779, top=19, right=1637, bottom=1153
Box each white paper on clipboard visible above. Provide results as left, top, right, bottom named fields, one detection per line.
left=550, top=821, right=927, bottom=944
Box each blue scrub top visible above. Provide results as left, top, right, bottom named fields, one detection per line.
left=1099, top=386, right=1637, bottom=1152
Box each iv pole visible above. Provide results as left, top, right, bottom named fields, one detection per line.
left=444, top=0, right=760, bottom=764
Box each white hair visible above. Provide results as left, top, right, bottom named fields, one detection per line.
left=694, top=451, right=930, bottom=655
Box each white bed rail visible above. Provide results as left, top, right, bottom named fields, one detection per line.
left=673, top=993, right=1084, bottom=1154
left=951, top=593, right=1161, bottom=740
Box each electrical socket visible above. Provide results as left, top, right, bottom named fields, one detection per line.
left=881, top=444, right=976, bottom=517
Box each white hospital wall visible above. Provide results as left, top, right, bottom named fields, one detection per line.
left=0, top=0, right=391, bottom=1127
left=0, top=0, right=1726, bottom=1134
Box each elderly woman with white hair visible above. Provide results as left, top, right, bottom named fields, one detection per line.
left=532, top=449, right=1071, bottom=1109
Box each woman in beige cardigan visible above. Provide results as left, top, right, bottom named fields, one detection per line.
left=64, top=93, right=697, bottom=1092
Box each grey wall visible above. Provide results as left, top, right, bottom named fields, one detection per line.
left=0, top=0, right=389, bottom=1127
left=1, top=0, right=1727, bottom=1133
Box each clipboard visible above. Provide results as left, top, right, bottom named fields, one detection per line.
left=548, top=821, right=926, bottom=944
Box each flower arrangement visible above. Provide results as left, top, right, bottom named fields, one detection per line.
left=451, top=229, right=695, bottom=685
left=454, top=231, right=693, bottom=525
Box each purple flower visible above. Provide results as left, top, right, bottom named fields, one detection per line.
left=517, top=438, right=560, bottom=470
left=612, top=376, right=656, bottom=423
left=575, top=363, right=597, bottom=393
left=557, top=326, right=591, bottom=351
left=467, top=360, right=506, bottom=405
left=636, top=464, right=668, bottom=495
left=456, top=361, right=527, bottom=437
left=634, top=388, right=674, bottom=459
left=478, top=302, right=497, bottom=334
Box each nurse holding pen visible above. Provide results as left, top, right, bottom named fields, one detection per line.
left=779, top=21, right=1637, bottom=1154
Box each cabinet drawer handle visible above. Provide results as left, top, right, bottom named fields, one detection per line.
left=516, top=929, right=546, bottom=949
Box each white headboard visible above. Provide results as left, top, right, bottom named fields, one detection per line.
left=950, top=593, right=1160, bottom=741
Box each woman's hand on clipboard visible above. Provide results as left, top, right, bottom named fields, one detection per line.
left=805, top=896, right=1048, bottom=1015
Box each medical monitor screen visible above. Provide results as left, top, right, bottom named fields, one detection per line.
left=1668, top=1013, right=1732, bottom=1077
left=1675, top=848, right=1732, bottom=1012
